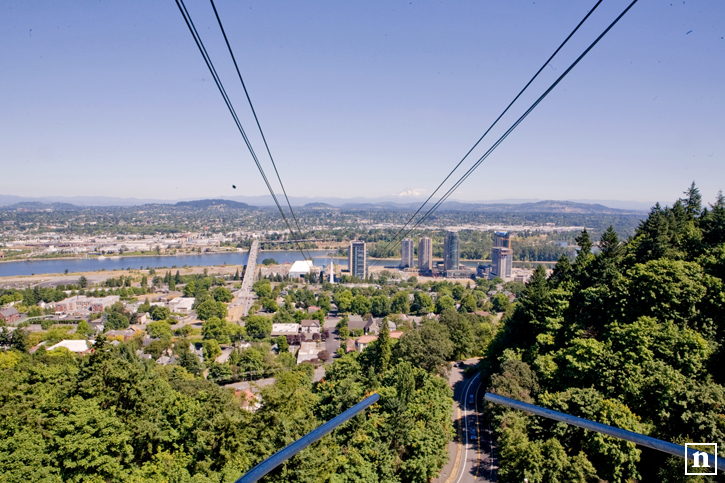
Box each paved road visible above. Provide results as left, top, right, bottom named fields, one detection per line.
left=433, top=360, right=497, bottom=483
left=233, top=239, right=259, bottom=317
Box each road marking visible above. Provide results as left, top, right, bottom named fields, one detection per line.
left=454, top=373, right=480, bottom=483
left=443, top=408, right=463, bottom=483
left=473, top=379, right=482, bottom=479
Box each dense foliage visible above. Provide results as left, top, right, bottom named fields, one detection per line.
left=0, top=330, right=453, bottom=482
left=482, top=186, right=725, bottom=482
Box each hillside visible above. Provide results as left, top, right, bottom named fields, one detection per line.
left=175, top=199, right=251, bottom=210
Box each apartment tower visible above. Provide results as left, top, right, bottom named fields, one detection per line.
left=418, top=237, right=433, bottom=272
left=444, top=231, right=460, bottom=271
left=400, top=238, right=414, bottom=269
left=348, top=240, right=367, bottom=279
left=491, top=231, right=513, bottom=280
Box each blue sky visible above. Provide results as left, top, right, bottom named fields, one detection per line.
left=2, top=0, right=724, bottom=206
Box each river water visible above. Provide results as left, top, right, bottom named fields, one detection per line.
left=0, top=251, right=494, bottom=278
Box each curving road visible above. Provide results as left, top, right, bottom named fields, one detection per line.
left=434, top=359, right=497, bottom=483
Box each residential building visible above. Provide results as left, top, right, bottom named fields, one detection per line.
left=494, top=231, right=511, bottom=248
left=348, top=240, right=367, bottom=279
left=356, top=335, right=378, bottom=352
left=55, top=295, right=119, bottom=315
left=491, top=247, right=513, bottom=280
left=444, top=231, right=460, bottom=271
left=418, top=237, right=433, bottom=272
left=0, top=307, right=20, bottom=323
left=400, top=238, right=414, bottom=269
left=300, top=319, right=321, bottom=334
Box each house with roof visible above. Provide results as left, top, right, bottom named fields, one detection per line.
left=0, top=306, right=20, bottom=323
left=355, top=335, right=378, bottom=352
left=169, top=297, right=195, bottom=314
left=47, top=340, right=92, bottom=354
left=300, top=319, right=320, bottom=334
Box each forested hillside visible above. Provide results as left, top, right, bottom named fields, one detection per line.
left=483, top=185, right=725, bottom=482
left=0, top=328, right=452, bottom=482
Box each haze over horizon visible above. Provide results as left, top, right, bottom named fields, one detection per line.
left=2, top=1, right=724, bottom=205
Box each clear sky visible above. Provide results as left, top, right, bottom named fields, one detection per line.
left=2, top=0, right=724, bottom=206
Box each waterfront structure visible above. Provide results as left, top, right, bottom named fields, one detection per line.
left=418, top=237, right=433, bottom=272
left=400, top=238, right=414, bottom=269
left=444, top=231, right=460, bottom=271
left=289, top=260, right=314, bottom=279
left=349, top=240, right=367, bottom=279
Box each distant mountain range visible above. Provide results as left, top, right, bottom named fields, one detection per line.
left=0, top=194, right=650, bottom=214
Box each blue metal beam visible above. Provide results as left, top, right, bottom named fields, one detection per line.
left=485, top=393, right=724, bottom=472
left=235, top=393, right=380, bottom=483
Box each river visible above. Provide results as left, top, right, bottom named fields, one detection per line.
left=0, top=251, right=549, bottom=278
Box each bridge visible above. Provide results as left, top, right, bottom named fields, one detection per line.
left=234, top=239, right=259, bottom=317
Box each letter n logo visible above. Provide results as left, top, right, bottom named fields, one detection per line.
left=685, top=443, right=717, bottom=476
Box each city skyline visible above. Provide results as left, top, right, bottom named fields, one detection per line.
left=2, top=1, right=724, bottom=205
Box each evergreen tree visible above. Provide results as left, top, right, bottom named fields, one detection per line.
left=575, top=229, right=593, bottom=257
left=11, top=329, right=30, bottom=353
left=681, top=181, right=702, bottom=218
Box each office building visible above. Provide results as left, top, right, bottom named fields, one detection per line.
left=348, top=240, right=367, bottom=279
left=418, top=237, right=433, bottom=272
left=400, top=238, right=414, bottom=269
left=444, top=231, right=460, bottom=271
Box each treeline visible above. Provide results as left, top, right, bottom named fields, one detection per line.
left=481, top=184, right=725, bottom=482
left=0, top=323, right=455, bottom=482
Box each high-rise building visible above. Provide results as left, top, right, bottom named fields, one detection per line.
left=348, top=240, right=367, bottom=279
left=400, top=238, right=414, bottom=269
left=491, top=231, right=512, bottom=280
left=418, top=237, right=433, bottom=272
left=494, top=231, right=511, bottom=248
left=444, top=231, right=460, bottom=271
left=491, top=247, right=513, bottom=280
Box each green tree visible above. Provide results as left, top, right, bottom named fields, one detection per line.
left=412, top=291, right=434, bottom=315
left=147, top=320, right=173, bottom=340
left=334, top=290, right=353, bottom=313
left=78, top=275, right=88, bottom=288
left=203, top=339, right=222, bottom=363
left=195, top=299, right=228, bottom=321
left=435, top=295, right=455, bottom=314
left=105, top=311, right=130, bottom=330
left=212, top=286, right=233, bottom=303
left=202, top=316, right=231, bottom=344
left=150, top=305, right=171, bottom=321
left=245, top=315, right=272, bottom=340
left=351, top=294, right=372, bottom=315
left=275, top=335, right=289, bottom=352
left=183, top=280, right=196, bottom=297
left=370, top=295, right=390, bottom=317
left=390, top=291, right=410, bottom=314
